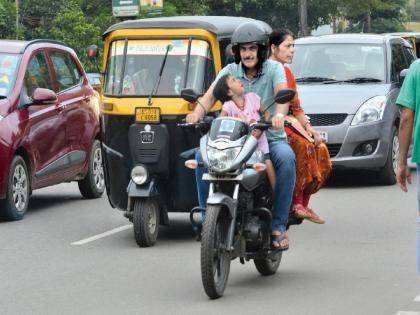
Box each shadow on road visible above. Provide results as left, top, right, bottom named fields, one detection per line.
left=28, top=194, right=83, bottom=214
left=325, top=169, right=404, bottom=188
left=158, top=215, right=196, bottom=241
left=0, top=193, right=84, bottom=222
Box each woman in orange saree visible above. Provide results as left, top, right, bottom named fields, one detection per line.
left=269, top=29, right=332, bottom=224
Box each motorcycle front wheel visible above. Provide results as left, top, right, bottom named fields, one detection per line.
left=201, top=204, right=231, bottom=299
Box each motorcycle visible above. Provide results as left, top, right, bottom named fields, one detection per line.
left=180, top=88, right=296, bottom=299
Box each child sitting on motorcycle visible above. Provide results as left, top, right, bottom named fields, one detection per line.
left=213, top=74, right=276, bottom=189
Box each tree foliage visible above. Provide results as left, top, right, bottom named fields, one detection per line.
left=206, top=0, right=337, bottom=35
left=337, top=0, right=409, bottom=32
left=0, top=0, right=17, bottom=39
left=49, top=2, right=101, bottom=71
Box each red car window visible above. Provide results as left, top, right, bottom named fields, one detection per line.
left=50, top=51, right=82, bottom=91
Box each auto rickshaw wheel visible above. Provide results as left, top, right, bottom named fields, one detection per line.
left=133, top=198, right=160, bottom=247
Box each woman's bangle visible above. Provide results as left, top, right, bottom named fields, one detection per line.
left=275, top=112, right=285, bottom=119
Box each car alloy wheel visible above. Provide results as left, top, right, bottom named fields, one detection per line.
left=12, top=164, right=28, bottom=213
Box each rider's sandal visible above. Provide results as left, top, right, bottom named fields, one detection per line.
left=271, top=232, right=289, bottom=251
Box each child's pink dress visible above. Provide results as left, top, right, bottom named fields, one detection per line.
left=222, top=92, right=269, bottom=154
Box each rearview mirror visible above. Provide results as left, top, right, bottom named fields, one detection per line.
left=87, top=45, right=101, bottom=74
left=181, top=88, right=199, bottom=103
left=274, top=88, right=295, bottom=104
left=87, top=45, right=99, bottom=61
left=31, top=88, right=57, bottom=105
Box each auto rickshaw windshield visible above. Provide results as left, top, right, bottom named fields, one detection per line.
left=104, top=38, right=215, bottom=97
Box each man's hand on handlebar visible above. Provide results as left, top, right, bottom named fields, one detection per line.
left=186, top=113, right=201, bottom=124
left=271, top=113, right=285, bottom=130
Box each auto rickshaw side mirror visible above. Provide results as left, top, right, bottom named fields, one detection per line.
left=274, top=88, right=295, bottom=104
left=87, top=45, right=101, bottom=74
left=181, top=88, right=199, bottom=103
left=88, top=45, right=99, bottom=61
left=399, top=68, right=409, bottom=87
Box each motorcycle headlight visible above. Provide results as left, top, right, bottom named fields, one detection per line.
left=207, top=146, right=241, bottom=172
left=351, top=96, right=386, bottom=126
left=131, top=165, right=148, bottom=185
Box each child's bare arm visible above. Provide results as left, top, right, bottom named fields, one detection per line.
left=220, top=110, right=228, bottom=117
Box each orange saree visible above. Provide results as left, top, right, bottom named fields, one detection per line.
left=284, top=66, right=332, bottom=197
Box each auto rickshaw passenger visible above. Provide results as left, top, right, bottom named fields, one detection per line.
left=186, top=22, right=295, bottom=251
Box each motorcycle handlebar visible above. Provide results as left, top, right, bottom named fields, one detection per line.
left=177, top=116, right=214, bottom=128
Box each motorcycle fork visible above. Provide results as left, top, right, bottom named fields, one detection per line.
left=226, top=183, right=239, bottom=251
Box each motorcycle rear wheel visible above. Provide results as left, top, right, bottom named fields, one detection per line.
left=201, top=204, right=231, bottom=299
left=254, top=251, right=282, bottom=276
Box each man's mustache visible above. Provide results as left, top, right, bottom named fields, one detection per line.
left=243, top=56, right=255, bottom=61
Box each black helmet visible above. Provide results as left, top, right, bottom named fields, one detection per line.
left=231, top=22, right=268, bottom=48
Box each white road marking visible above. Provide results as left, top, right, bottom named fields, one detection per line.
left=71, top=224, right=132, bottom=245
left=414, top=294, right=420, bottom=302
left=396, top=312, right=420, bottom=315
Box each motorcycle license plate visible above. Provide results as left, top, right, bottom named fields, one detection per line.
left=135, top=107, right=160, bottom=123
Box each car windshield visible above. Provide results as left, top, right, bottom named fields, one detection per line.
left=0, top=53, right=20, bottom=97
left=290, top=44, right=385, bottom=83
left=104, top=38, right=214, bottom=96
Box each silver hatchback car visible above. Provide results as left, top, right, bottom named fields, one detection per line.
left=289, top=34, right=415, bottom=184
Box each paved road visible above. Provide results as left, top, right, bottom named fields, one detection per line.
left=1, top=171, right=419, bottom=315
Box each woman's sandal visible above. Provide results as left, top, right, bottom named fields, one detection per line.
left=271, top=232, right=289, bottom=251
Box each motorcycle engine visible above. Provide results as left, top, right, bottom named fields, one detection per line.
left=243, top=214, right=265, bottom=251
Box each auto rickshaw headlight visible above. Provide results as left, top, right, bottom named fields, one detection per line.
left=131, top=165, right=148, bottom=185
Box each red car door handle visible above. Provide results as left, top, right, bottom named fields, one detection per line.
left=56, top=104, right=65, bottom=112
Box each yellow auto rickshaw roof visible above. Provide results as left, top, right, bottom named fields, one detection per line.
left=102, top=16, right=272, bottom=40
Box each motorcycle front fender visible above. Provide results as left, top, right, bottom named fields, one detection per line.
left=206, top=192, right=236, bottom=218
left=127, top=178, right=158, bottom=198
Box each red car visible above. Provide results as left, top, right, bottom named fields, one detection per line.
left=0, top=39, right=104, bottom=220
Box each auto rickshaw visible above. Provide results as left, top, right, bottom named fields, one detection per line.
left=384, top=32, right=420, bottom=57
left=90, top=16, right=272, bottom=247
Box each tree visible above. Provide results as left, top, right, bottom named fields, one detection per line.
left=19, top=0, right=67, bottom=39
left=49, top=3, right=101, bottom=72
left=206, top=0, right=338, bottom=36
left=338, top=0, right=409, bottom=33
left=0, top=0, right=17, bottom=39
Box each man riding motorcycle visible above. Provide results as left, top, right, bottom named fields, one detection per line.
left=186, top=21, right=296, bottom=250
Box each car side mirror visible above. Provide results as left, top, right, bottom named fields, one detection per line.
left=274, top=88, right=295, bottom=104
left=181, top=88, right=199, bottom=103
left=31, top=88, right=57, bottom=105
left=399, top=68, right=409, bottom=87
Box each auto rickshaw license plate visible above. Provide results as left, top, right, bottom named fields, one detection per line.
left=135, top=107, right=160, bottom=123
